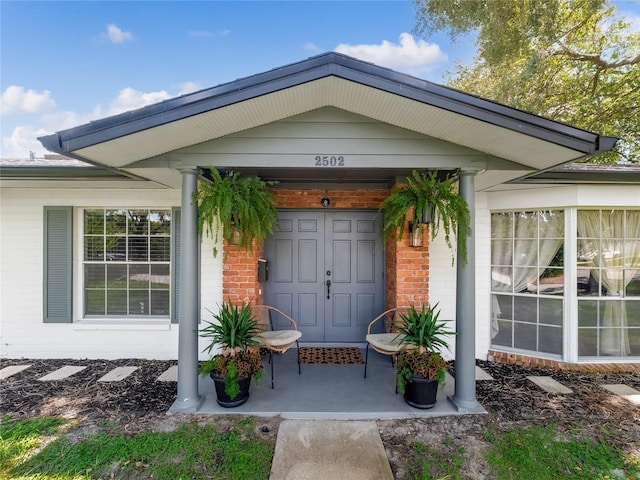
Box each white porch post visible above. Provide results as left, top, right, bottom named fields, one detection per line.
left=449, top=170, right=483, bottom=412
left=174, top=167, right=203, bottom=412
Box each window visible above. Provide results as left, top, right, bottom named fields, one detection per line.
left=83, top=209, right=171, bottom=317
left=490, top=211, right=564, bottom=356
left=577, top=209, right=640, bottom=357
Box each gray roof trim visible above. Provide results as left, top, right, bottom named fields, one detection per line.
left=515, top=163, right=640, bottom=184
left=39, top=52, right=617, bottom=157
left=0, top=166, right=132, bottom=179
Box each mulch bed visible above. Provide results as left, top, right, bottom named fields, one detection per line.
left=1, top=357, right=638, bottom=446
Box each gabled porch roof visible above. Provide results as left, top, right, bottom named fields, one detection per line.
left=38, top=52, right=617, bottom=191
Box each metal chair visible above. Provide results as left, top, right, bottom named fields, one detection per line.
left=364, top=306, right=412, bottom=378
left=252, top=305, right=302, bottom=388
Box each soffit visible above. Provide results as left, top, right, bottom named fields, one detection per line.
left=73, top=77, right=587, bottom=170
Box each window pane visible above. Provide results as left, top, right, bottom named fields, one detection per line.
left=84, top=236, right=104, bottom=261
left=491, top=212, right=513, bottom=239
left=85, top=289, right=105, bottom=315
left=539, top=211, right=563, bottom=238
left=128, top=236, right=148, bottom=261
left=627, top=301, right=640, bottom=327
left=84, top=210, right=104, bottom=235
left=514, top=240, right=537, bottom=265
left=539, top=298, right=562, bottom=326
left=491, top=267, right=512, bottom=292
left=128, top=210, right=148, bottom=235
left=538, top=269, right=564, bottom=295
left=514, top=296, right=537, bottom=323
left=629, top=330, right=640, bottom=355
left=578, top=328, right=598, bottom=356
left=105, top=209, right=127, bottom=234
left=625, top=270, right=640, bottom=297
left=539, top=325, right=562, bottom=355
left=492, top=294, right=512, bottom=320
left=513, top=267, right=537, bottom=294
left=150, top=237, right=170, bottom=262
left=129, top=290, right=149, bottom=315
left=106, top=290, right=127, bottom=315
left=105, top=237, right=126, bottom=261
left=129, top=264, right=149, bottom=288
left=578, top=300, right=598, bottom=327
left=149, top=210, right=171, bottom=235
left=491, top=240, right=512, bottom=265
left=106, top=264, right=127, bottom=288
left=514, top=212, right=537, bottom=238
left=492, top=320, right=513, bottom=347
left=84, top=264, right=105, bottom=289
left=577, top=268, right=595, bottom=296
left=150, top=290, right=170, bottom=315
left=514, top=322, right=537, bottom=350
left=151, top=264, right=170, bottom=289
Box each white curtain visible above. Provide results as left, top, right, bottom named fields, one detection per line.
left=491, top=211, right=563, bottom=339
left=577, top=210, right=640, bottom=356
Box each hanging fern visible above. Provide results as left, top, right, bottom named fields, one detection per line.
left=380, top=170, right=472, bottom=265
left=195, top=169, right=278, bottom=257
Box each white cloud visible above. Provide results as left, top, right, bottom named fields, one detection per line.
left=1, top=86, right=56, bottom=115
left=178, top=82, right=201, bottom=95
left=106, top=87, right=172, bottom=115
left=2, top=125, right=49, bottom=158
left=103, top=24, right=133, bottom=44
left=335, top=33, right=447, bottom=72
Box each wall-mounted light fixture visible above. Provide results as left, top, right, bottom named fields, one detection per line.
left=408, top=221, right=423, bottom=247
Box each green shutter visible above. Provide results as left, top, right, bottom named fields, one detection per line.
left=43, top=206, right=73, bottom=323
left=171, top=207, right=181, bottom=323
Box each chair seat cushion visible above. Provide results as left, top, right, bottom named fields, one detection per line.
left=365, top=333, right=405, bottom=353
left=256, top=330, right=302, bottom=347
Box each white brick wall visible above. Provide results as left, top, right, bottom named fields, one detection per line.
left=0, top=187, right=223, bottom=360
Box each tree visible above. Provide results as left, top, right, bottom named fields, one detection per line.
left=413, top=0, right=640, bottom=163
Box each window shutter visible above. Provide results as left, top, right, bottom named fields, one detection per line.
left=171, top=207, right=181, bottom=323
left=43, top=206, right=73, bottom=323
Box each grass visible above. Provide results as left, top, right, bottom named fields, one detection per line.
left=406, top=437, right=466, bottom=480
left=404, top=424, right=639, bottom=480
left=4, top=417, right=639, bottom=480
left=484, top=424, right=640, bottom=480
left=1, top=416, right=274, bottom=480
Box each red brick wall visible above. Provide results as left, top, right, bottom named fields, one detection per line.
left=221, top=186, right=431, bottom=309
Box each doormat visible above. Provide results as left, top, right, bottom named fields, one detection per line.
left=299, top=347, right=364, bottom=365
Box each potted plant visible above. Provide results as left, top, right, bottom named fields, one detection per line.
left=395, top=303, right=455, bottom=409
left=379, top=170, right=471, bottom=264
left=195, top=168, right=278, bottom=257
left=199, top=300, right=264, bottom=407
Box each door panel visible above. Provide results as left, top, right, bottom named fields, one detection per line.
left=264, top=210, right=383, bottom=342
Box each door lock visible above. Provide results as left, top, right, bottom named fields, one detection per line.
left=326, top=279, right=331, bottom=299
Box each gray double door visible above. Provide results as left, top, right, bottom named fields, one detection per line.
left=264, top=210, right=385, bottom=342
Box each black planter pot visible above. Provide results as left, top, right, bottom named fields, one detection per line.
left=211, top=373, right=252, bottom=408
left=403, top=376, right=439, bottom=409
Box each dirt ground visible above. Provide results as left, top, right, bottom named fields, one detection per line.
left=1, top=358, right=639, bottom=479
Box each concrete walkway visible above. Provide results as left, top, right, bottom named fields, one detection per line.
left=270, top=420, right=393, bottom=480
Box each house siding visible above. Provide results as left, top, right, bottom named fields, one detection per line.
left=0, top=187, right=222, bottom=359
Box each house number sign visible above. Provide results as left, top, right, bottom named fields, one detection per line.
left=314, top=155, right=345, bottom=167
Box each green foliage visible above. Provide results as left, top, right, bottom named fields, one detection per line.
left=412, top=0, right=640, bottom=164
left=395, top=304, right=455, bottom=391
left=380, top=170, right=472, bottom=265
left=199, top=300, right=264, bottom=399
left=195, top=169, right=278, bottom=257
left=9, top=420, right=274, bottom=480
left=484, top=424, right=640, bottom=479
left=397, top=303, right=455, bottom=353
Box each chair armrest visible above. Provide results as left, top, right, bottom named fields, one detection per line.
left=264, top=305, right=299, bottom=330
left=367, top=308, right=398, bottom=335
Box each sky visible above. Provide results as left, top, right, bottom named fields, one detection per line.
left=1, top=0, right=639, bottom=159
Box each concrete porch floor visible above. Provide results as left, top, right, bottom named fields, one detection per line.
left=187, top=347, right=485, bottom=420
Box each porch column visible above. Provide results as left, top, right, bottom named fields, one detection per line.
left=174, top=167, right=203, bottom=412
left=449, top=170, right=483, bottom=412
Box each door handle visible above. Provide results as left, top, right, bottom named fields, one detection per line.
left=326, top=279, right=331, bottom=299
